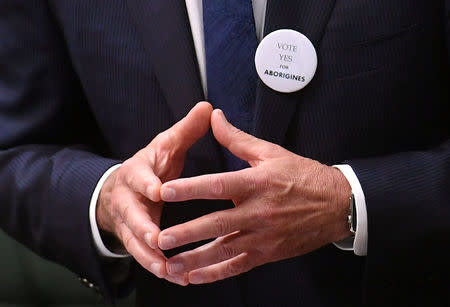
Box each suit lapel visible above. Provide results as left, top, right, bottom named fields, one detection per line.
left=253, top=0, right=337, bottom=144
left=126, top=0, right=204, bottom=120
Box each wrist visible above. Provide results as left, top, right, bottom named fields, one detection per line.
left=329, top=167, right=353, bottom=242
left=97, top=168, right=119, bottom=234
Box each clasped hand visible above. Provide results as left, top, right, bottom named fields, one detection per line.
left=97, top=102, right=352, bottom=286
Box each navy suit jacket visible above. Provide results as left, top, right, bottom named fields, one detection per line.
left=1, top=0, right=449, bottom=306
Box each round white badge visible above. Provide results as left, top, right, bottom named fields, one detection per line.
left=255, top=29, right=318, bottom=93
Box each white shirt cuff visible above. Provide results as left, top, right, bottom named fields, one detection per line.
left=332, top=164, right=368, bottom=256
left=89, top=164, right=130, bottom=258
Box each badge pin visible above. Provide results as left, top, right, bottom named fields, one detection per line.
left=255, top=29, right=318, bottom=93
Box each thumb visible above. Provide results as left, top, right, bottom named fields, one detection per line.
left=162, top=101, right=213, bottom=154
left=211, top=109, right=279, bottom=163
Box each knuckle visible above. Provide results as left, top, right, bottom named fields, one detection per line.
left=119, top=161, right=136, bottom=184
left=250, top=206, right=276, bottom=231
left=253, top=169, right=271, bottom=190
left=124, top=172, right=135, bottom=188
left=110, top=203, right=120, bottom=221
left=254, top=204, right=274, bottom=221
left=137, top=255, right=154, bottom=273
left=124, top=235, right=134, bottom=252
left=118, top=224, right=132, bottom=251
left=145, top=147, right=156, bottom=163
left=110, top=194, right=122, bottom=219
left=210, top=177, right=224, bottom=197
left=156, top=130, right=173, bottom=148
left=269, top=144, right=284, bottom=155
left=126, top=172, right=141, bottom=190
left=137, top=146, right=155, bottom=165
left=121, top=159, right=152, bottom=193
left=121, top=204, right=132, bottom=224
left=218, top=241, right=236, bottom=260
left=227, top=260, right=246, bottom=277
left=254, top=243, right=274, bottom=261
left=119, top=159, right=134, bottom=175
left=139, top=178, right=152, bottom=191
left=212, top=214, right=230, bottom=235
left=155, top=131, right=166, bottom=141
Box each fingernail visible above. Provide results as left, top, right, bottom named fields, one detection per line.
left=167, top=275, right=187, bottom=286
left=159, top=234, right=177, bottom=250
left=218, top=109, right=226, bottom=120
left=189, top=274, right=203, bottom=284
left=150, top=263, right=162, bottom=278
left=144, top=233, right=156, bottom=249
left=167, top=262, right=184, bottom=275
left=161, top=187, right=176, bottom=201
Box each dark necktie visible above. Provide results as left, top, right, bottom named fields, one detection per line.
left=203, top=0, right=258, bottom=171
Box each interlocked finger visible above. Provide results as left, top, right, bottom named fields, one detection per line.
left=158, top=208, right=251, bottom=250
left=188, top=252, right=255, bottom=285
left=115, top=187, right=161, bottom=249
left=117, top=222, right=167, bottom=278
left=122, top=160, right=162, bottom=202
left=160, top=168, right=254, bottom=202
left=166, top=231, right=252, bottom=276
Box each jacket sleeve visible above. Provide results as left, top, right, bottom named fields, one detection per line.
left=345, top=2, right=450, bottom=300
left=0, top=0, right=127, bottom=302
left=347, top=137, right=450, bottom=296
left=348, top=139, right=450, bottom=256
left=346, top=0, right=449, bottom=289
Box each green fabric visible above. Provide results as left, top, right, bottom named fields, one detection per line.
left=0, top=230, right=134, bottom=307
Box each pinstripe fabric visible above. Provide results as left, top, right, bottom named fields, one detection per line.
left=0, top=0, right=449, bottom=306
